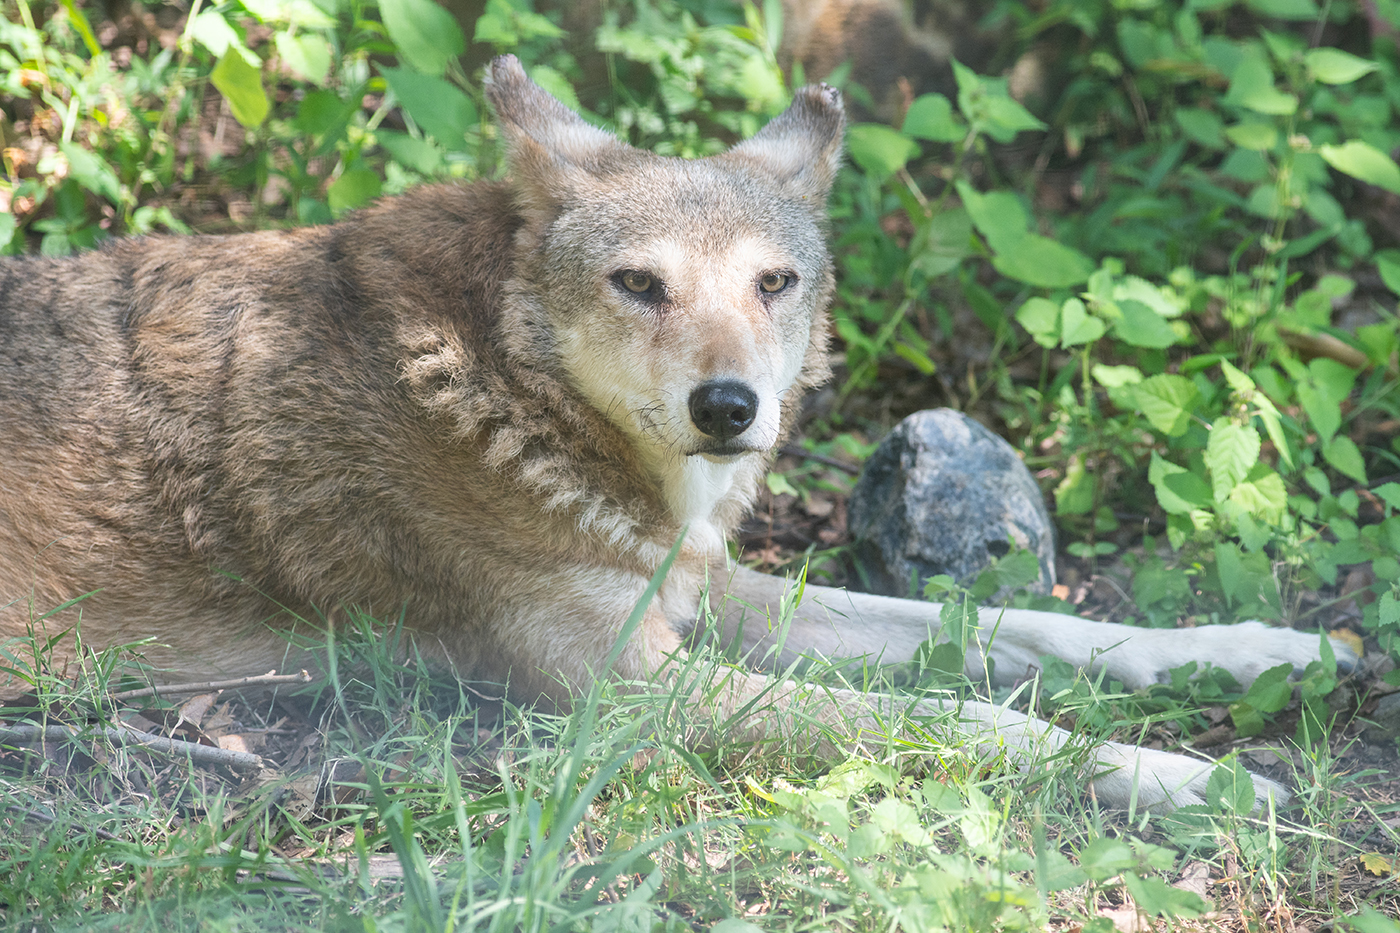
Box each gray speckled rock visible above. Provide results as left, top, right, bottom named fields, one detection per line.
left=847, top=409, right=1055, bottom=599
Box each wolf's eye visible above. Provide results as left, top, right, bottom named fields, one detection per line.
left=621, top=271, right=653, bottom=294
left=759, top=272, right=791, bottom=294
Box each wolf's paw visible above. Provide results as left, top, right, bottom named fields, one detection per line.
left=1119, top=621, right=1357, bottom=690
left=1088, top=742, right=1288, bottom=813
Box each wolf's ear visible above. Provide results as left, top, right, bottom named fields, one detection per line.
left=722, top=85, right=845, bottom=204
left=485, top=54, right=624, bottom=175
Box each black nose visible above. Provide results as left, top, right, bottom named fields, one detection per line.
left=689, top=380, right=758, bottom=440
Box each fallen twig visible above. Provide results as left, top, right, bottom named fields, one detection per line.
left=777, top=444, right=861, bottom=475
left=0, top=723, right=265, bottom=773
left=4, top=803, right=119, bottom=840
left=109, top=670, right=313, bottom=702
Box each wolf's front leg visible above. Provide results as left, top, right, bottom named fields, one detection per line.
left=709, top=562, right=1355, bottom=690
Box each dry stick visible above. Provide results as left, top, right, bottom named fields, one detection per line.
left=777, top=444, right=861, bottom=475
left=0, top=724, right=264, bottom=773
left=109, top=670, right=313, bottom=702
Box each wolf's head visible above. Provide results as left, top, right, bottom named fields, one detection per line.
left=485, top=56, right=843, bottom=530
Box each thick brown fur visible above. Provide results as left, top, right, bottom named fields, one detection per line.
left=0, top=59, right=840, bottom=709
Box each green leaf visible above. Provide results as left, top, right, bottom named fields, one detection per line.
left=957, top=183, right=1028, bottom=253
left=274, top=31, right=331, bottom=85
left=1304, top=48, right=1379, bottom=84
left=1229, top=462, right=1288, bottom=524
left=1113, top=299, right=1180, bottom=348
left=1227, top=52, right=1298, bottom=115
left=1151, top=454, right=1200, bottom=515
left=1091, top=364, right=1143, bottom=388
left=210, top=49, right=269, bottom=128
left=902, top=93, right=964, bottom=142
left=1059, top=298, right=1105, bottom=347
left=992, top=235, right=1095, bottom=289
left=1376, top=249, right=1400, bottom=296
left=1319, top=141, right=1400, bottom=195
left=1176, top=108, right=1225, bottom=149
left=381, top=0, right=466, bottom=76
left=1164, top=470, right=1213, bottom=511
left=1243, top=662, right=1294, bottom=713
left=846, top=123, right=920, bottom=179
left=958, top=183, right=1093, bottom=288
left=190, top=8, right=252, bottom=61
left=327, top=167, right=382, bottom=213
left=1133, top=375, right=1200, bottom=436
left=1205, top=420, right=1261, bottom=501
left=1015, top=296, right=1060, bottom=347
left=1245, top=0, right=1320, bottom=20
left=376, top=130, right=444, bottom=176
left=58, top=142, right=121, bottom=203
left=1375, top=482, right=1400, bottom=511
left=381, top=67, right=478, bottom=147
left=952, top=59, right=1045, bottom=143
left=1323, top=435, right=1367, bottom=483
left=1123, top=873, right=1207, bottom=919
left=1077, top=837, right=1136, bottom=882
left=1225, top=121, right=1279, bottom=150
left=1205, top=759, right=1257, bottom=815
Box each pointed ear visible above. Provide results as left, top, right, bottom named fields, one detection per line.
left=722, top=85, right=845, bottom=203
left=484, top=54, right=625, bottom=173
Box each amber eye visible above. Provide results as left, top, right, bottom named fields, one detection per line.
left=759, top=272, right=790, bottom=294
left=621, top=271, right=653, bottom=293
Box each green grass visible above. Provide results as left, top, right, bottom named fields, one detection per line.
left=1, top=576, right=1395, bottom=932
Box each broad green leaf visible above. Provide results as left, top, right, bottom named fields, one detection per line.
left=1376, top=249, right=1400, bottom=296
left=1091, top=364, right=1143, bottom=388
left=1229, top=463, right=1288, bottom=524
left=992, top=234, right=1094, bottom=289
left=0, top=212, right=14, bottom=249
left=327, top=167, right=381, bottom=213
left=1059, top=298, right=1105, bottom=347
left=1319, top=141, right=1400, bottom=194
left=1324, top=435, right=1367, bottom=483
left=1245, top=0, right=1320, bottom=19
left=1163, top=470, right=1213, bottom=510
left=1133, top=374, right=1200, bottom=436
left=1123, top=873, right=1207, bottom=919
left=1015, top=296, right=1059, bottom=347
left=956, top=183, right=1028, bottom=253
left=902, top=93, right=964, bottom=142
left=1243, top=662, right=1294, bottom=713
left=190, top=9, right=254, bottom=62
left=1077, top=837, right=1136, bottom=882
left=1176, top=107, right=1225, bottom=149
left=1227, top=53, right=1298, bottom=115
left=1375, top=482, right=1400, bottom=511
left=381, top=67, right=478, bottom=147
left=1037, top=848, right=1089, bottom=893
left=1055, top=454, right=1096, bottom=515
left=1225, top=121, right=1278, bottom=150
left=1151, top=454, right=1197, bottom=515
left=952, top=59, right=1045, bottom=143
left=274, top=31, right=331, bottom=85
left=1205, top=760, right=1257, bottom=815
left=59, top=142, right=121, bottom=203
left=1115, top=275, right=1185, bottom=317
left=211, top=49, right=269, bottom=127
left=376, top=130, right=444, bottom=175
left=381, top=0, right=466, bottom=76
left=1113, top=299, right=1180, bottom=347
left=1219, top=359, right=1256, bottom=394
left=1305, top=48, right=1379, bottom=84
left=846, top=123, right=920, bottom=179
left=1205, top=419, right=1261, bottom=501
